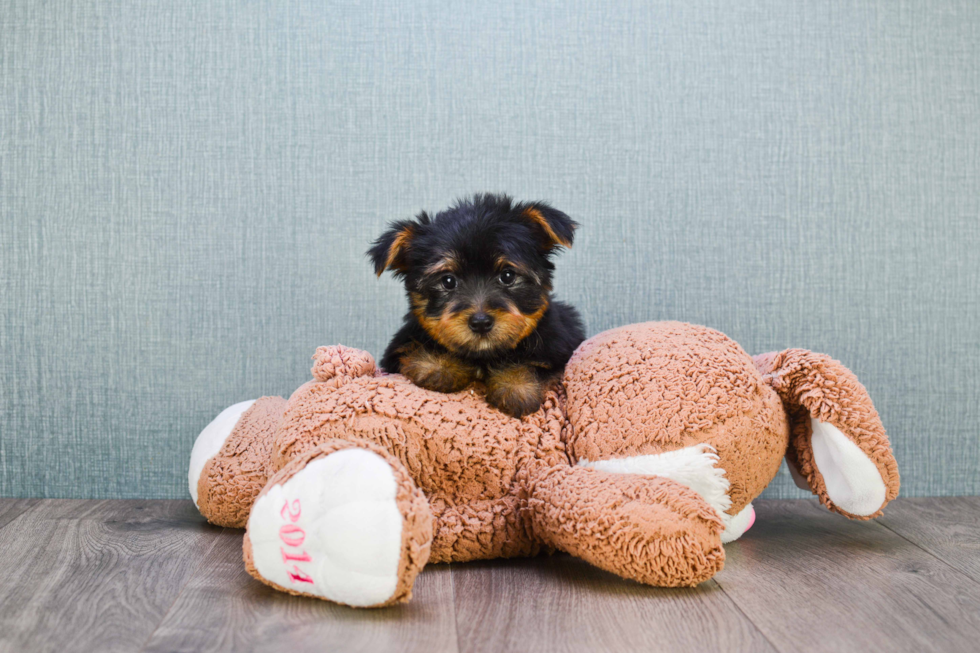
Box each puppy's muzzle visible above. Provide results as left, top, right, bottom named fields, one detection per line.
left=468, top=312, right=495, bottom=335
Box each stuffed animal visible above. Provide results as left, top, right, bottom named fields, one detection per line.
left=188, top=321, right=899, bottom=608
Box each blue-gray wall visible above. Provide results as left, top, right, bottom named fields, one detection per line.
left=2, top=0, right=978, bottom=499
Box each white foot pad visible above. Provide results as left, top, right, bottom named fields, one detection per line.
left=811, top=418, right=887, bottom=516
left=247, top=448, right=404, bottom=607
left=721, top=503, right=756, bottom=543
left=189, top=399, right=256, bottom=505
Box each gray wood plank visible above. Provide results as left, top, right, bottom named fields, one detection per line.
left=0, top=499, right=220, bottom=653
left=2, top=497, right=978, bottom=653
left=0, top=498, right=39, bottom=530
left=142, top=528, right=459, bottom=653
left=714, top=499, right=980, bottom=653
left=452, top=554, right=776, bottom=653
left=6, top=498, right=185, bottom=521
left=877, top=497, right=980, bottom=584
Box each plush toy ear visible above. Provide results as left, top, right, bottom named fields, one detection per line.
left=753, top=350, right=900, bottom=519
left=519, top=202, right=577, bottom=251
left=367, top=219, right=417, bottom=276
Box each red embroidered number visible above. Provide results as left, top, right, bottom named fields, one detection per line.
left=281, top=499, right=301, bottom=522
left=279, top=524, right=305, bottom=547
left=279, top=499, right=314, bottom=585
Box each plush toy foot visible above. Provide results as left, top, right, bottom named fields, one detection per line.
left=528, top=465, right=726, bottom=587
left=189, top=399, right=256, bottom=507
left=191, top=396, right=289, bottom=528
left=243, top=440, right=433, bottom=607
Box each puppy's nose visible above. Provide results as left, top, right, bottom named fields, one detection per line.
left=468, top=312, right=495, bottom=334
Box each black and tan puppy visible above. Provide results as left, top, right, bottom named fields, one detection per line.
left=368, top=194, right=585, bottom=417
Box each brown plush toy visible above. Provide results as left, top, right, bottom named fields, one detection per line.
left=188, top=321, right=899, bottom=608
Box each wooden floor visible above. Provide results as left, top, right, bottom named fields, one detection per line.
left=0, top=498, right=978, bottom=653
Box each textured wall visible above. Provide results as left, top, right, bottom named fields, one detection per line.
left=1, top=0, right=978, bottom=499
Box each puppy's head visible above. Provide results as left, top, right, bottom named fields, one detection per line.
left=368, top=194, right=577, bottom=356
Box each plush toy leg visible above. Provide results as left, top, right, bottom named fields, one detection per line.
left=577, top=443, right=758, bottom=544
left=526, top=465, right=726, bottom=587
left=191, top=396, right=287, bottom=528
left=754, top=350, right=900, bottom=519
left=243, top=439, right=433, bottom=608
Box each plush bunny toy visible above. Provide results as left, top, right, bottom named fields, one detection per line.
left=189, top=321, right=899, bottom=608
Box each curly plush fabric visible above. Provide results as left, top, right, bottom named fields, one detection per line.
left=191, top=321, right=900, bottom=606
left=273, top=371, right=567, bottom=563
left=197, top=396, right=286, bottom=528
left=563, top=322, right=790, bottom=517
left=524, top=463, right=726, bottom=586
left=753, top=349, right=900, bottom=519
left=310, top=345, right=378, bottom=387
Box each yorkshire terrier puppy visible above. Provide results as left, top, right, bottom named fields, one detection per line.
left=368, top=194, right=585, bottom=417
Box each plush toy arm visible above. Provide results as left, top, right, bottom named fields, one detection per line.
left=524, top=464, right=725, bottom=587
left=311, top=345, right=377, bottom=386
left=753, top=350, right=900, bottom=519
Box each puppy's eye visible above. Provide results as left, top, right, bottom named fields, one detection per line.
left=440, top=274, right=457, bottom=290
left=498, top=269, right=517, bottom=286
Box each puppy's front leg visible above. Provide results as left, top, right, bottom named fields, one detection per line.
left=485, top=364, right=550, bottom=418
left=398, top=345, right=478, bottom=394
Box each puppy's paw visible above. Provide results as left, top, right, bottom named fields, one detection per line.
left=485, top=365, right=546, bottom=418
left=399, top=348, right=476, bottom=393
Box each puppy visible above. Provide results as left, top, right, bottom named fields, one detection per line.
left=368, top=194, right=585, bottom=417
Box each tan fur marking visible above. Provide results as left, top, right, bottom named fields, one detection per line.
left=380, top=224, right=415, bottom=276
left=409, top=292, right=428, bottom=316
left=488, top=298, right=548, bottom=346
left=412, top=300, right=477, bottom=352
left=423, top=255, right=461, bottom=277
left=412, top=296, right=549, bottom=354
left=409, top=292, right=458, bottom=349
left=486, top=364, right=547, bottom=417
left=515, top=301, right=548, bottom=342
left=522, top=208, right=572, bottom=248
left=399, top=346, right=477, bottom=393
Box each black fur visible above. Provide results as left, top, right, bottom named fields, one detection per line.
left=369, top=194, right=585, bottom=413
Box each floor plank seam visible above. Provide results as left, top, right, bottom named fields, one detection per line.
left=707, top=577, right=783, bottom=653
left=876, top=520, right=980, bottom=588
left=136, top=528, right=225, bottom=653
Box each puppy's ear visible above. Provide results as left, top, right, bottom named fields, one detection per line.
left=520, top=202, right=577, bottom=250
left=368, top=219, right=417, bottom=276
